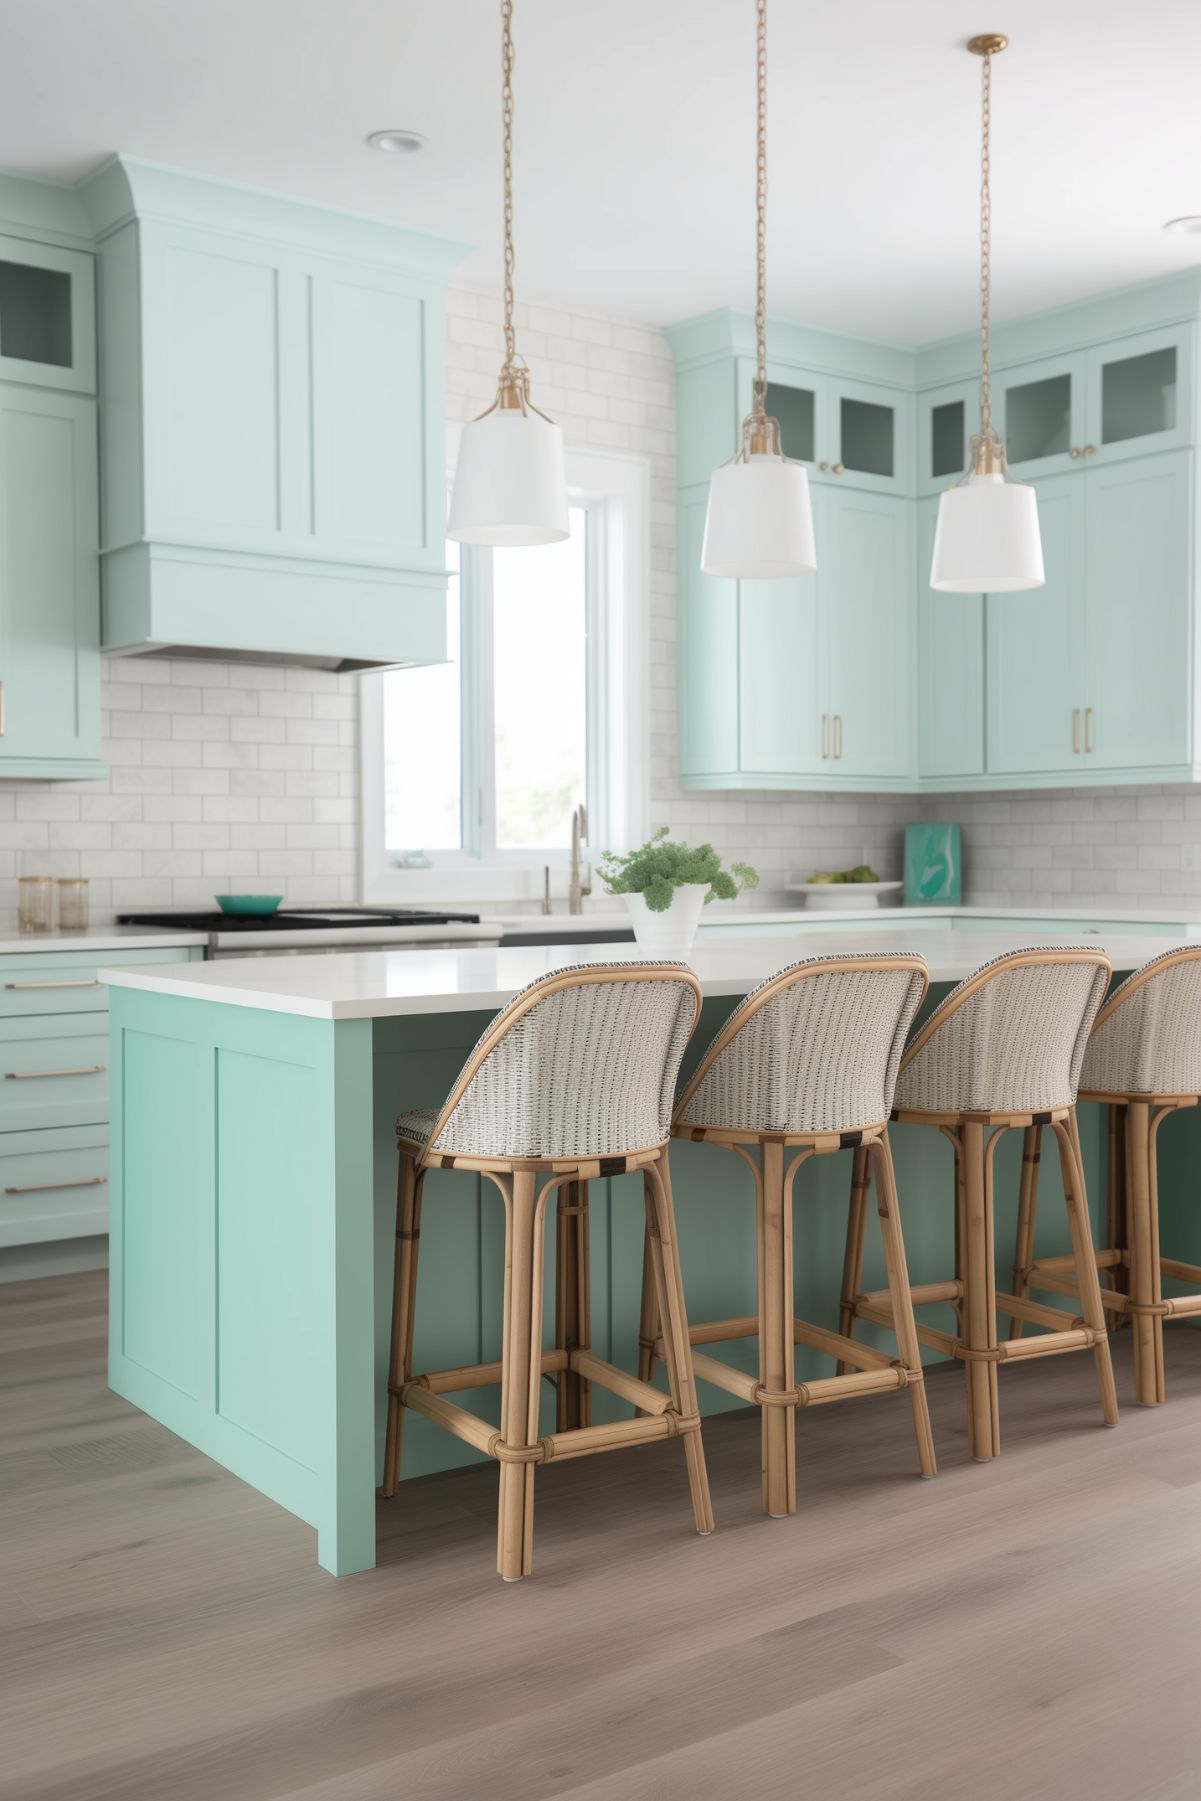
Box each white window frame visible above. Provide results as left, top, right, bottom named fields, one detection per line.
left=360, top=445, right=649, bottom=906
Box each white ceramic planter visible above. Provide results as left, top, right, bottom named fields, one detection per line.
left=622, top=883, right=710, bottom=955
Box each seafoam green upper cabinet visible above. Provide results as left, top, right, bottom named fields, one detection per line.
left=79, top=157, right=467, bottom=670
left=0, top=231, right=95, bottom=394
left=987, top=451, right=1191, bottom=780
left=671, top=311, right=916, bottom=499
left=995, top=325, right=1192, bottom=479
left=820, top=489, right=913, bottom=777
left=916, top=497, right=983, bottom=779
left=0, top=388, right=102, bottom=776
left=916, top=378, right=980, bottom=497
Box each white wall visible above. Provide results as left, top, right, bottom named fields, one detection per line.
left=1, top=279, right=1197, bottom=930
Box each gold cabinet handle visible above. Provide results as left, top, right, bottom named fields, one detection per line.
left=820, top=713, right=830, bottom=759
left=4, top=1065, right=105, bottom=1080
left=833, top=714, right=844, bottom=760
left=5, top=1174, right=105, bottom=1195
left=832, top=463, right=845, bottom=476
left=0, top=679, right=5, bottom=737
left=1069, top=446, right=1083, bottom=459
left=1072, top=708, right=1081, bottom=753
left=1084, top=444, right=1097, bottom=456
left=818, top=460, right=830, bottom=473
left=1085, top=706, right=1095, bottom=753
left=5, top=979, right=100, bottom=991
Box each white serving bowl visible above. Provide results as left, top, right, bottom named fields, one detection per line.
left=786, top=880, right=904, bottom=911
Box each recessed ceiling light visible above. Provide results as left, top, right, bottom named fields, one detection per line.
left=367, top=129, right=426, bottom=156
left=1164, top=216, right=1201, bottom=234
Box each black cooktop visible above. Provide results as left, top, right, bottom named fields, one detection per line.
left=118, top=907, right=481, bottom=933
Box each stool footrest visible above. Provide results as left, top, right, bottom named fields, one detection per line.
left=568, top=1349, right=671, bottom=1416
left=689, top=1346, right=912, bottom=1409
left=420, top=1350, right=569, bottom=1395
left=1028, top=1268, right=1130, bottom=1313
left=1161, top=1257, right=1201, bottom=1285
left=401, top=1375, right=694, bottom=1466
left=687, top=1315, right=758, bottom=1347
left=995, top=1291, right=1085, bottom=1333
left=856, top=1296, right=960, bottom=1360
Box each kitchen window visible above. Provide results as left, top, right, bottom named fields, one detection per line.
left=360, top=449, right=648, bottom=905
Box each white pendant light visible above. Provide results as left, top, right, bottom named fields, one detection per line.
left=930, top=33, right=1044, bottom=594
left=448, top=0, right=567, bottom=547
left=702, top=0, right=815, bottom=580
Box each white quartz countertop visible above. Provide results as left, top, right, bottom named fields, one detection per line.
left=491, top=902, right=1201, bottom=933
left=0, top=926, right=209, bottom=955
left=100, top=924, right=1187, bottom=1021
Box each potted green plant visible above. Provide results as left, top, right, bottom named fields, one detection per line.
left=598, top=827, right=759, bottom=953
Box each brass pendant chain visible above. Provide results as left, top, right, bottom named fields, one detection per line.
left=500, top=0, right=518, bottom=383
left=754, top=0, right=768, bottom=417
left=978, top=43, right=993, bottom=442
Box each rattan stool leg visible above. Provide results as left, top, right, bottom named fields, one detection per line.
left=757, top=1141, right=796, bottom=1517
left=870, top=1135, right=937, bottom=1478
left=1053, top=1117, right=1119, bottom=1425
left=962, top=1121, right=1001, bottom=1462
left=555, top=1180, right=592, bottom=1431
left=636, top=1212, right=658, bottom=1389
left=1124, top=1100, right=1165, bottom=1406
left=645, top=1156, right=714, bottom=1536
left=836, top=1143, right=871, bottom=1376
left=1106, top=1105, right=1130, bottom=1326
left=1007, top=1124, right=1042, bottom=1342
left=496, top=1170, right=546, bottom=1581
left=383, top=1152, right=423, bottom=1499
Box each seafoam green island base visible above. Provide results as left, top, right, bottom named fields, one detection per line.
left=107, top=981, right=1201, bottom=1577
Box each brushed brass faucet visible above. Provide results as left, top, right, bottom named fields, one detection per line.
left=568, top=803, right=591, bottom=915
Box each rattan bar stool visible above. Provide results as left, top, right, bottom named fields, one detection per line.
left=842, top=946, right=1117, bottom=1462
left=383, top=961, right=713, bottom=1582
left=1010, top=945, right=1201, bottom=1407
left=640, top=953, right=937, bottom=1519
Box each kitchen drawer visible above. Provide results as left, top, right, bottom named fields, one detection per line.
left=0, top=1123, right=108, bottom=1247
left=0, top=948, right=195, bottom=1019
left=0, top=1014, right=108, bottom=1130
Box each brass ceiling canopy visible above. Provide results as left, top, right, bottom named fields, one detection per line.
left=967, top=34, right=1009, bottom=56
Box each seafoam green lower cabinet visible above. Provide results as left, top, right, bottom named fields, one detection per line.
left=0, top=386, right=103, bottom=777
left=988, top=450, right=1191, bottom=780
left=916, top=497, right=984, bottom=779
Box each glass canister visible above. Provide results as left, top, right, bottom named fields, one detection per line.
left=56, top=878, right=90, bottom=932
left=18, top=876, right=54, bottom=934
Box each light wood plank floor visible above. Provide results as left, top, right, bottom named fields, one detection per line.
left=1, top=1270, right=1199, bottom=1801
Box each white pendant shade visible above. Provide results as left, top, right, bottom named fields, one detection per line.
left=929, top=473, right=1045, bottom=593
left=701, top=454, right=816, bottom=579
left=448, top=408, right=569, bottom=547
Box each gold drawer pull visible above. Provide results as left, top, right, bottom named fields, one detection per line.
left=4, top=1065, right=106, bottom=1081
left=5, top=1175, right=106, bottom=1195
left=5, top=979, right=100, bottom=990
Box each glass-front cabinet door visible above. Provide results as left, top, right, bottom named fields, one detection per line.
left=1085, top=325, right=1192, bottom=467
left=0, top=234, right=95, bottom=394
left=828, top=376, right=913, bottom=495
left=994, top=352, right=1086, bottom=478
left=917, top=378, right=980, bottom=496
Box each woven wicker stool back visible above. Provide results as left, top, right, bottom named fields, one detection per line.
left=1080, top=945, right=1201, bottom=1098
left=421, top=962, right=702, bottom=1162
left=674, top=954, right=928, bottom=1138
left=895, top=947, right=1111, bottom=1117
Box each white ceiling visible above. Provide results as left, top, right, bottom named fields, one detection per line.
left=4, top=0, right=1201, bottom=346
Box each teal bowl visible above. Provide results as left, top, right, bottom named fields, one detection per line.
left=215, top=894, right=284, bottom=917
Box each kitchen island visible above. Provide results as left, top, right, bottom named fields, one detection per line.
left=102, top=924, right=1199, bottom=1575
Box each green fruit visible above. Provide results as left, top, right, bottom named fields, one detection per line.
left=807, top=871, right=838, bottom=884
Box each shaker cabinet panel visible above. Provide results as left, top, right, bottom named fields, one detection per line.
left=0, top=388, right=102, bottom=774
left=1081, top=451, right=1190, bottom=770
left=820, top=489, right=914, bottom=777
left=144, top=235, right=288, bottom=545
left=677, top=491, right=739, bottom=779
left=310, top=273, right=431, bottom=559
left=916, top=497, right=984, bottom=779
left=985, top=474, right=1083, bottom=777
left=738, top=570, right=819, bottom=775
